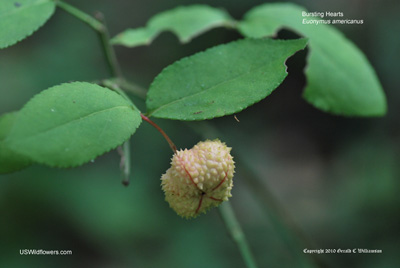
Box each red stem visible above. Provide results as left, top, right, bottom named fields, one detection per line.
left=141, top=114, right=177, bottom=153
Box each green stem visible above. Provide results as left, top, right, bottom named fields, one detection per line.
left=56, top=1, right=121, bottom=78
left=100, top=80, right=134, bottom=186
left=101, top=79, right=137, bottom=107
left=56, top=1, right=103, bottom=30
left=95, top=13, right=122, bottom=78
left=218, top=202, right=258, bottom=268
left=119, top=140, right=131, bottom=186
left=117, top=78, right=147, bottom=100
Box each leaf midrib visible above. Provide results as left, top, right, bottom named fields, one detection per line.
left=148, top=54, right=286, bottom=115
left=7, top=105, right=131, bottom=144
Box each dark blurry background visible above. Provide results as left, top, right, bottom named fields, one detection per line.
left=1, top=0, right=399, bottom=267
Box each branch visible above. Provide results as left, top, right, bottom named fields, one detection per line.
left=56, top=1, right=121, bottom=78
left=117, top=141, right=131, bottom=186
left=117, top=78, right=147, bottom=100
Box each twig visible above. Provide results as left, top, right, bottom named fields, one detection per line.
left=101, top=79, right=130, bottom=101
left=56, top=1, right=122, bottom=78
left=117, top=78, right=147, bottom=100
left=99, top=81, right=134, bottom=186
left=118, top=141, right=131, bottom=186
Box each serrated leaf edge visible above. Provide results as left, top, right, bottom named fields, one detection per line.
left=146, top=38, right=308, bottom=120
left=4, top=82, right=142, bottom=168
left=0, top=0, right=56, bottom=49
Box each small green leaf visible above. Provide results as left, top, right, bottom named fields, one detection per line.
left=238, top=3, right=387, bottom=116
left=0, top=112, right=31, bottom=174
left=0, top=0, right=56, bottom=49
left=111, top=5, right=234, bottom=47
left=5, top=82, right=142, bottom=168
left=111, top=27, right=157, bottom=47
left=146, top=38, right=308, bottom=120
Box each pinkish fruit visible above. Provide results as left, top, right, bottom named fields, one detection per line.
left=161, top=139, right=235, bottom=218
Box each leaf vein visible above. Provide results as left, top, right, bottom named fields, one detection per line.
left=10, top=105, right=131, bottom=143
left=149, top=59, right=282, bottom=115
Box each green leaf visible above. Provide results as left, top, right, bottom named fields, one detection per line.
left=146, top=38, right=308, bottom=120
left=238, top=3, right=387, bottom=116
left=111, top=27, right=157, bottom=47
left=0, top=112, right=31, bottom=174
left=4, top=82, right=142, bottom=168
left=111, top=5, right=235, bottom=47
left=0, top=0, right=56, bottom=49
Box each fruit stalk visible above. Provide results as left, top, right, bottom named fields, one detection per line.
left=140, top=114, right=177, bottom=153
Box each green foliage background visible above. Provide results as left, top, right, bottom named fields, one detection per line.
left=1, top=0, right=399, bottom=267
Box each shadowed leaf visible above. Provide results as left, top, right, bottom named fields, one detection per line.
left=0, top=112, right=31, bottom=174
left=238, top=3, right=387, bottom=116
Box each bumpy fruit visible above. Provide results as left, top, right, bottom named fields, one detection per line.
left=161, top=139, right=235, bottom=218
